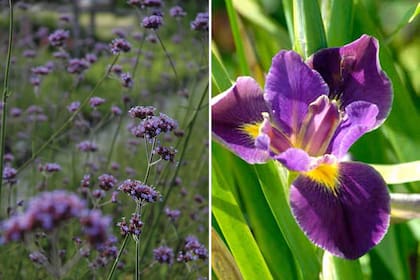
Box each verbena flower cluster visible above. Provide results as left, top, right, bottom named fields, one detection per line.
left=118, top=179, right=160, bottom=203
left=1, top=191, right=110, bottom=247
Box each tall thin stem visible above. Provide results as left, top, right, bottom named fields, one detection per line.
left=0, top=0, right=14, bottom=214
left=106, top=234, right=129, bottom=280
left=154, top=30, right=179, bottom=87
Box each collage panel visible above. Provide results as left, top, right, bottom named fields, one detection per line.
left=0, top=0, right=208, bottom=279
left=211, top=0, right=420, bottom=279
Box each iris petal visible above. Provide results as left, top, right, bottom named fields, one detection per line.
left=307, top=35, right=392, bottom=125
left=327, top=101, right=379, bottom=158
left=290, top=162, right=390, bottom=259
left=211, top=77, right=270, bottom=163
left=265, top=51, right=329, bottom=137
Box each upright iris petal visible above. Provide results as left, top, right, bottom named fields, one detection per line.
left=212, top=35, right=393, bottom=259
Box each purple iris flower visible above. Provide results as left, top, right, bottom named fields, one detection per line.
left=212, top=35, right=393, bottom=259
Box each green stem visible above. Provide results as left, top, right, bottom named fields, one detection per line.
left=0, top=0, right=14, bottom=214
left=154, top=30, right=179, bottom=87
left=105, top=115, right=123, bottom=169
left=16, top=54, right=120, bottom=175
left=106, top=234, right=129, bottom=280
left=143, top=138, right=157, bottom=184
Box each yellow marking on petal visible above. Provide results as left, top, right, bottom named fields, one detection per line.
left=240, top=123, right=261, bottom=139
left=304, top=163, right=340, bottom=195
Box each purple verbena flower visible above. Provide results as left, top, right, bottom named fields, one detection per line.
left=165, top=207, right=181, bottom=222
left=23, top=49, right=36, bottom=58
left=154, top=145, right=177, bottom=162
left=1, top=191, right=85, bottom=243
left=142, top=15, right=163, bottom=29
left=129, top=105, right=156, bottom=119
left=170, top=6, right=186, bottom=18
left=111, top=105, right=122, bottom=116
left=67, top=101, right=80, bottom=112
left=79, top=210, right=111, bottom=247
left=77, top=141, right=98, bottom=152
left=121, top=72, right=133, bottom=88
left=117, top=213, right=143, bottom=236
left=191, top=12, right=208, bottom=31
left=67, top=58, right=90, bottom=74
left=153, top=246, right=174, bottom=265
left=3, top=166, right=17, bottom=184
left=48, top=29, right=70, bottom=47
left=144, top=0, right=162, bottom=8
left=39, top=162, right=61, bottom=173
left=89, top=96, right=106, bottom=108
left=211, top=35, right=393, bottom=259
left=98, top=174, right=117, bottom=191
left=29, top=251, right=48, bottom=265
left=118, top=179, right=160, bottom=203
left=31, top=66, right=51, bottom=75
left=85, top=53, right=97, bottom=64
left=110, top=38, right=131, bottom=55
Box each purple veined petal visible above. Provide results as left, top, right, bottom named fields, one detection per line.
left=211, top=76, right=270, bottom=163
left=327, top=101, right=379, bottom=159
left=290, top=161, right=390, bottom=259
left=307, top=34, right=392, bottom=126
left=264, top=50, right=329, bottom=137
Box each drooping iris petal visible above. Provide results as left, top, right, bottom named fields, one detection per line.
left=290, top=162, right=390, bottom=259
left=265, top=51, right=329, bottom=137
left=211, top=77, right=270, bottom=163
left=327, top=101, right=379, bottom=158
left=307, top=35, right=392, bottom=126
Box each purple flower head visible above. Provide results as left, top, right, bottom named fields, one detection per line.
left=80, top=174, right=91, bottom=188
left=191, top=12, right=209, bottom=32
left=80, top=210, right=111, bottom=247
left=67, top=101, right=80, bottom=112
left=118, top=179, right=160, bottom=203
left=165, top=207, right=181, bottom=222
left=30, top=76, right=41, bottom=86
left=3, top=166, right=17, bottom=184
left=129, top=106, right=156, bottom=119
left=10, top=107, right=22, bottom=118
left=112, top=28, right=127, bottom=38
left=111, top=105, right=122, bottom=116
left=48, top=29, right=70, bottom=47
left=23, top=49, right=36, bottom=58
left=85, top=53, right=97, bottom=64
left=211, top=35, right=392, bottom=259
left=153, top=246, right=174, bottom=265
left=77, top=141, right=98, bottom=152
left=39, top=162, right=61, bottom=173
left=53, top=51, right=70, bottom=60
left=144, top=0, right=162, bottom=8
left=89, top=96, right=106, bottom=108
left=142, top=15, right=163, bottom=29
left=117, top=213, right=143, bottom=236
left=130, top=114, right=177, bottom=139
left=1, top=191, right=85, bottom=243
left=170, top=6, right=186, bottom=18
left=98, top=174, right=117, bottom=191
left=29, top=251, right=48, bottom=265
left=121, top=72, right=133, bottom=88
left=31, top=65, right=51, bottom=76
left=154, top=145, right=177, bottom=162
left=67, top=58, right=90, bottom=74
left=110, top=38, right=131, bottom=55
